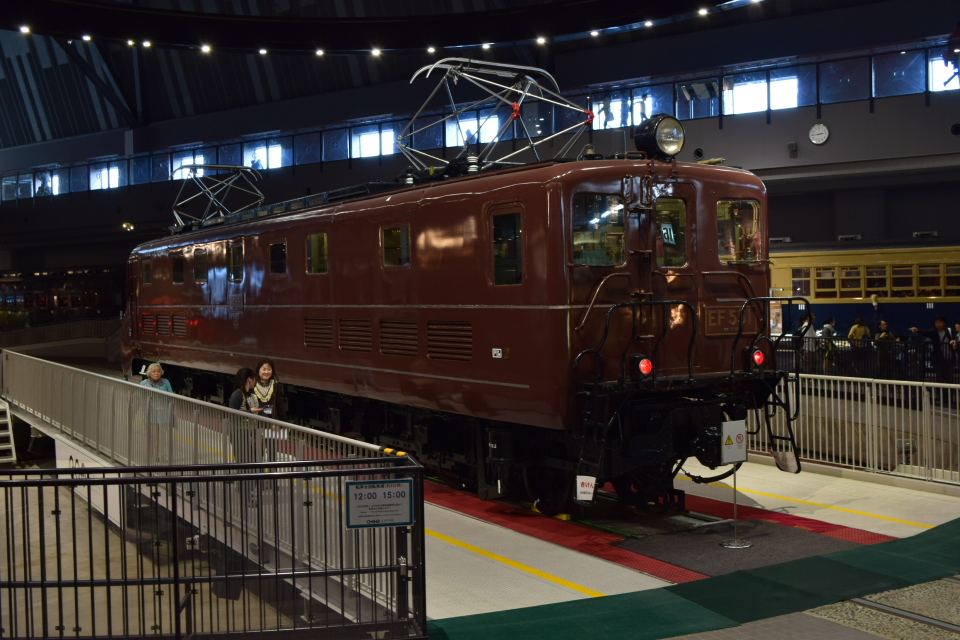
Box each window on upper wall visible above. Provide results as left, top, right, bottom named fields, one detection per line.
left=52, top=168, right=70, bottom=195
left=918, top=265, right=942, bottom=297
left=717, top=200, right=761, bottom=263
left=571, top=193, right=625, bottom=266
left=306, top=233, right=329, bottom=274
left=270, top=242, right=287, bottom=274
left=151, top=154, right=170, bottom=182
left=865, top=266, right=888, bottom=297
left=820, top=58, right=870, bottom=103
left=294, top=132, right=322, bottom=165
left=815, top=267, right=837, bottom=298
left=676, top=80, right=720, bottom=120
left=228, top=244, right=244, bottom=282
left=194, top=248, right=208, bottom=284
left=945, top=264, right=960, bottom=296
left=591, top=93, right=630, bottom=130
left=839, top=266, right=863, bottom=298
left=323, top=129, right=349, bottom=161
left=492, top=213, right=522, bottom=285
left=722, top=72, right=768, bottom=115
left=172, top=253, right=185, bottom=284
left=655, top=198, right=687, bottom=267
left=142, top=261, right=153, bottom=285
left=873, top=50, right=925, bottom=97
left=792, top=268, right=811, bottom=297
left=172, top=149, right=208, bottom=179
left=891, top=265, right=915, bottom=297
left=352, top=124, right=396, bottom=158
left=772, top=65, right=817, bottom=107
left=383, top=225, right=411, bottom=266
left=928, top=48, right=960, bottom=92
left=413, top=116, right=444, bottom=151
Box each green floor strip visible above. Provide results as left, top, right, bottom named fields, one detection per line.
left=428, top=589, right=737, bottom=640
left=429, top=517, right=960, bottom=640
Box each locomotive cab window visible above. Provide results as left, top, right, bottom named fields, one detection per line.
left=307, top=233, right=329, bottom=274
left=572, top=194, right=625, bottom=266
left=142, top=261, right=152, bottom=285
left=269, top=242, right=287, bottom=275
left=383, top=225, right=410, bottom=267
left=717, top=200, right=761, bottom=263
left=172, top=253, right=184, bottom=284
left=655, top=198, right=687, bottom=267
left=228, top=243, right=244, bottom=282
left=493, top=212, right=522, bottom=285
left=194, top=248, right=208, bottom=284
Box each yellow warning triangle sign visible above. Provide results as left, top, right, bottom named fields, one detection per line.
left=725, top=436, right=734, bottom=445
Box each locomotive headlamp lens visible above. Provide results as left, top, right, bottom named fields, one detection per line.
left=634, top=114, right=685, bottom=160
left=752, top=349, right=765, bottom=366
left=639, top=358, right=654, bottom=375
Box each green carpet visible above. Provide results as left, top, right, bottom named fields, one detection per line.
left=428, top=517, right=960, bottom=640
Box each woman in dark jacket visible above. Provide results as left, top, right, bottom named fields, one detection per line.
left=252, top=359, right=286, bottom=420
left=228, top=368, right=261, bottom=413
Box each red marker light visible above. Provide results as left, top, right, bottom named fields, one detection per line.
left=752, top=349, right=765, bottom=366
left=639, top=358, right=654, bottom=375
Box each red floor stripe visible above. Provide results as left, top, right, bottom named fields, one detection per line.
left=822, top=528, right=898, bottom=544
left=424, top=482, right=707, bottom=583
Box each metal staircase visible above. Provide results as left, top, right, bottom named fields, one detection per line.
left=0, top=399, right=17, bottom=464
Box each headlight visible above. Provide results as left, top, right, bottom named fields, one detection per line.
left=634, top=114, right=685, bottom=160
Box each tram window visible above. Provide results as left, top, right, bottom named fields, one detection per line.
left=918, top=265, right=942, bottom=297
left=306, top=233, right=329, bottom=274
left=270, top=242, right=287, bottom=274
left=865, top=266, right=889, bottom=297
left=142, top=261, right=152, bottom=285
left=172, top=253, right=184, bottom=284
left=572, top=194, right=625, bottom=266
left=228, top=244, right=244, bottom=282
left=383, top=225, right=410, bottom=267
left=493, top=213, right=522, bottom=285
left=946, top=264, right=960, bottom=296
left=655, top=198, right=687, bottom=267
left=891, top=265, right=915, bottom=297
left=839, top=266, right=862, bottom=298
left=717, top=200, right=760, bottom=263
left=815, top=268, right=837, bottom=298
left=791, top=268, right=811, bottom=296
left=194, top=249, right=208, bottom=284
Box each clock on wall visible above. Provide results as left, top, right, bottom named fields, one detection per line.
left=809, top=123, right=830, bottom=145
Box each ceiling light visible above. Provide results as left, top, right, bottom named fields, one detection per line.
left=372, top=48, right=381, bottom=56
left=752, top=0, right=762, bottom=3
left=315, top=49, right=324, bottom=56
left=427, top=46, right=435, bottom=53
left=20, top=26, right=30, bottom=34
left=142, top=41, right=151, bottom=47
left=590, top=30, right=599, bottom=36
left=536, top=37, right=546, bottom=45
left=259, top=48, right=268, bottom=55
left=201, top=44, right=211, bottom=53
left=645, top=20, right=654, bottom=27
left=82, top=35, right=92, bottom=41
left=482, top=43, right=491, bottom=50
left=127, top=39, right=135, bottom=46
left=698, top=8, right=708, bottom=15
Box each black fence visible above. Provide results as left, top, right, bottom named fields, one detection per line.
left=0, top=459, right=427, bottom=640
left=780, top=335, right=960, bottom=384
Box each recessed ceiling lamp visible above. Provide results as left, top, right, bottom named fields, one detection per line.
left=427, top=46, right=436, bottom=53
left=590, top=30, right=599, bottom=36
left=82, top=34, right=92, bottom=41
left=127, top=39, right=135, bottom=46
left=536, top=37, right=546, bottom=45
left=645, top=20, right=654, bottom=27
left=259, top=48, right=268, bottom=55
left=372, top=48, right=381, bottom=56
left=201, top=44, right=211, bottom=53
left=315, top=49, right=324, bottom=56
left=20, top=26, right=30, bottom=34
left=142, top=41, right=151, bottom=47
left=482, top=43, right=491, bottom=49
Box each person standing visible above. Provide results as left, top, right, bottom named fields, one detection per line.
left=909, top=315, right=956, bottom=383
left=140, top=363, right=174, bottom=463
left=875, top=320, right=898, bottom=380
left=140, top=362, right=173, bottom=393
left=229, top=367, right=262, bottom=414
left=252, top=359, right=285, bottom=420
left=821, top=316, right=837, bottom=375
left=797, top=312, right=818, bottom=373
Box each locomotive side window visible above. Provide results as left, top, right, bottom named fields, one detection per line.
left=228, top=244, right=244, bottom=282
left=383, top=225, right=410, bottom=266
left=493, top=213, right=522, bottom=285
left=194, top=248, right=208, bottom=284
left=269, top=242, right=287, bottom=274
left=306, top=233, right=328, bottom=273
left=717, top=200, right=761, bottom=263
left=142, top=261, right=152, bottom=285
left=172, top=253, right=184, bottom=284
left=655, top=198, right=687, bottom=267
left=571, top=194, right=625, bottom=266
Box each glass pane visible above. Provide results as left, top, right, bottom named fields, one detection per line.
left=723, top=72, right=767, bottom=115
left=143, top=262, right=152, bottom=285
left=929, top=48, right=960, bottom=92
left=772, top=65, right=817, bottom=107
left=380, top=121, right=402, bottom=155
left=815, top=267, right=836, bottom=297
left=172, top=254, right=184, bottom=284
left=445, top=114, right=479, bottom=148
left=839, top=266, right=862, bottom=298
left=89, top=163, right=109, bottom=190
left=676, top=80, right=720, bottom=120
left=34, top=172, right=52, bottom=196
left=520, top=101, right=552, bottom=139
left=493, top=213, right=522, bottom=285
left=571, top=194, right=625, bottom=266
left=891, top=265, right=914, bottom=296
left=218, top=143, right=242, bottom=166
left=306, top=233, right=328, bottom=274
left=244, top=142, right=266, bottom=170
left=918, top=265, right=941, bottom=296
left=945, top=264, right=960, bottom=295
left=131, top=157, right=151, bottom=185
left=413, top=117, right=444, bottom=151
left=592, top=93, right=627, bottom=130
left=554, top=94, right=589, bottom=133
left=151, top=154, right=170, bottom=182
left=323, top=129, right=349, bottom=162
left=655, top=198, right=687, bottom=267
left=383, top=225, right=410, bottom=266
left=110, top=160, right=128, bottom=187
left=295, top=133, right=322, bottom=165
left=194, top=249, right=208, bottom=283
left=820, top=58, right=870, bottom=103
left=351, top=124, right=382, bottom=158
left=172, top=151, right=194, bottom=180
left=228, top=244, right=244, bottom=282
left=16, top=174, right=32, bottom=198
left=866, top=266, right=889, bottom=296
left=52, top=168, right=70, bottom=195
left=873, top=50, right=925, bottom=97
left=267, top=136, right=293, bottom=168
left=71, top=166, right=89, bottom=191
left=2, top=176, right=17, bottom=201
left=717, top=200, right=761, bottom=263
left=270, top=242, right=287, bottom=274
left=479, top=107, right=510, bottom=142
left=195, top=148, right=214, bottom=175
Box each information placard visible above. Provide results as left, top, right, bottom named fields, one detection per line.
left=345, top=479, right=415, bottom=529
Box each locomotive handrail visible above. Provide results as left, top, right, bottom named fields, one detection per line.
left=701, top=270, right=759, bottom=299
left=573, top=272, right=631, bottom=332
left=730, top=296, right=810, bottom=376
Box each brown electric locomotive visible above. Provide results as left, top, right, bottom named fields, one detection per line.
left=121, top=62, right=801, bottom=512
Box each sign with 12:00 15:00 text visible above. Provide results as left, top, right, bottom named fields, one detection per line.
left=345, top=479, right=415, bottom=529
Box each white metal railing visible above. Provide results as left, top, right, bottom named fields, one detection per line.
left=750, top=373, right=960, bottom=485
left=0, top=350, right=425, bottom=635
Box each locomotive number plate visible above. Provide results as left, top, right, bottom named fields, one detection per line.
left=704, top=306, right=757, bottom=336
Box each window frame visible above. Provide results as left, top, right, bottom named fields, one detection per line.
left=194, top=247, right=208, bottom=284
left=269, top=241, right=288, bottom=276
left=171, top=252, right=185, bottom=285
left=228, top=242, right=244, bottom=283
left=491, top=209, right=524, bottom=286
left=142, top=260, right=153, bottom=285
left=382, top=224, right=411, bottom=268
left=306, top=233, right=329, bottom=274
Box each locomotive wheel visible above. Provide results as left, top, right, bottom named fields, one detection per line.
left=523, top=465, right=573, bottom=516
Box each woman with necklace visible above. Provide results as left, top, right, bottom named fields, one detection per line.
left=140, top=363, right=173, bottom=393
left=253, top=359, right=286, bottom=420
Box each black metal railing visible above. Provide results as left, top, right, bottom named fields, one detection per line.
left=0, top=460, right=427, bottom=640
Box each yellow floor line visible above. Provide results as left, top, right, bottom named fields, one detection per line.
left=425, top=528, right=605, bottom=598
left=678, top=475, right=933, bottom=529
